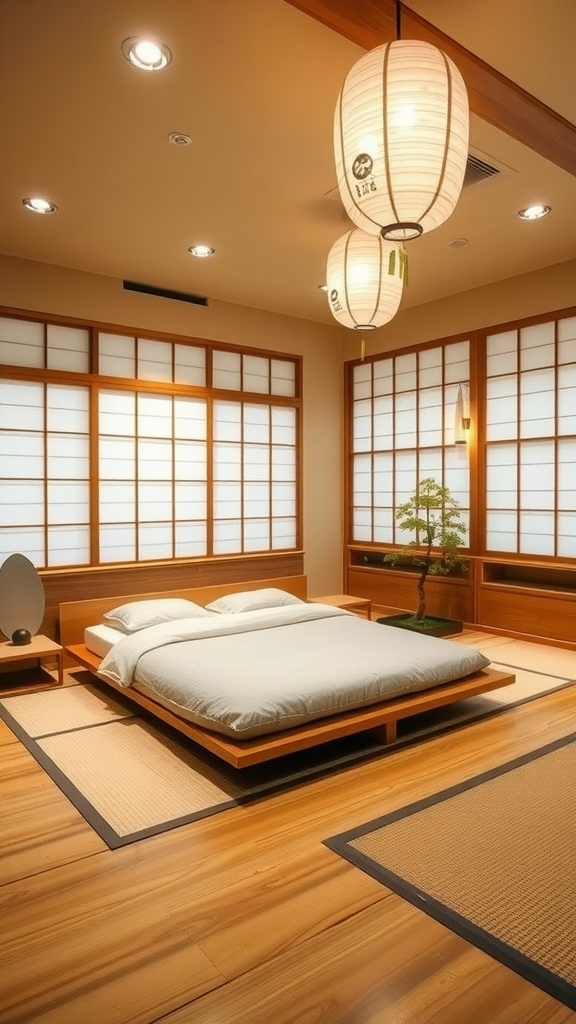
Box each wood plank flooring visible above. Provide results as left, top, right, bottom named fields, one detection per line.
left=1, top=640, right=575, bottom=1024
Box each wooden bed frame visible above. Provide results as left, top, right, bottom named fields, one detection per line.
left=60, top=574, right=516, bottom=769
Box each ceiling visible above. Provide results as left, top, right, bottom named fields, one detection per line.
left=1, top=0, right=575, bottom=328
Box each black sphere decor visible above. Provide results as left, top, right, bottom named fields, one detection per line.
left=12, top=628, right=32, bottom=646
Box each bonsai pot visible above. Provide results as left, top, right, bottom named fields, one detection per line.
left=376, top=613, right=463, bottom=637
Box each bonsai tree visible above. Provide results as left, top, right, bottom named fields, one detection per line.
left=384, top=477, right=468, bottom=623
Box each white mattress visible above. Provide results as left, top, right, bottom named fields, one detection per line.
left=94, top=605, right=491, bottom=739
left=84, top=623, right=126, bottom=658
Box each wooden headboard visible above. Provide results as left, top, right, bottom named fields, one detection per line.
left=59, top=574, right=308, bottom=648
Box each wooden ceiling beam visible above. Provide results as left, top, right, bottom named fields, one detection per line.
left=284, top=0, right=576, bottom=178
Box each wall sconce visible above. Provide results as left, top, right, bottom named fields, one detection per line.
left=454, top=382, right=471, bottom=444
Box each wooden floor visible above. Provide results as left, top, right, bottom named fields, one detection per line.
left=1, top=640, right=575, bottom=1023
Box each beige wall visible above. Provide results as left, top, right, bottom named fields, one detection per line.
left=0, top=254, right=345, bottom=596
left=343, top=257, right=576, bottom=359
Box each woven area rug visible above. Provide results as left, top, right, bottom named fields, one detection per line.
left=0, top=633, right=574, bottom=848
left=324, top=732, right=576, bottom=1011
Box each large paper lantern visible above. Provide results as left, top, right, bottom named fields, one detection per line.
left=334, top=39, right=469, bottom=241
left=326, top=228, right=404, bottom=331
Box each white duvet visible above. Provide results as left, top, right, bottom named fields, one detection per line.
left=98, top=604, right=490, bottom=739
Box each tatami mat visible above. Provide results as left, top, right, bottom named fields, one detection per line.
left=325, top=733, right=576, bottom=1010
left=0, top=683, right=135, bottom=736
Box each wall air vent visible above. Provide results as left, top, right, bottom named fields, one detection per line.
left=123, top=280, right=209, bottom=306
left=461, top=150, right=516, bottom=193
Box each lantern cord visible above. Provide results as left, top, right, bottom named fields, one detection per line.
left=360, top=333, right=366, bottom=361
left=396, top=1, right=402, bottom=40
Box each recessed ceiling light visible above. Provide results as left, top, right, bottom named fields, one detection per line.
left=22, top=197, right=58, bottom=214
left=518, top=204, right=551, bottom=221
left=188, top=244, right=215, bottom=258
left=168, top=132, right=192, bottom=147
left=121, top=37, right=173, bottom=71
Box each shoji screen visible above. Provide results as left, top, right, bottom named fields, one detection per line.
left=350, top=340, right=470, bottom=545
left=485, top=314, right=576, bottom=557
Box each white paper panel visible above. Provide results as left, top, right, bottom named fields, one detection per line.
left=272, top=447, right=296, bottom=481
left=444, top=340, right=469, bottom=384
left=418, top=387, right=442, bottom=446
left=558, top=364, right=576, bottom=435
left=486, top=375, right=517, bottom=441
left=486, top=510, right=517, bottom=551
left=213, top=520, right=242, bottom=553
left=520, top=441, right=555, bottom=508
left=373, top=358, right=393, bottom=397
left=271, top=518, right=296, bottom=548
left=175, top=522, right=207, bottom=556
left=174, top=440, right=206, bottom=479
left=271, top=406, right=295, bottom=445
left=520, top=368, right=555, bottom=436
left=213, top=401, right=241, bottom=441
left=373, top=506, right=393, bottom=540
left=394, top=394, right=416, bottom=449
left=486, top=330, right=517, bottom=376
left=99, top=437, right=136, bottom=479
left=213, top=350, right=241, bottom=390
left=243, top=355, right=269, bottom=394
left=557, top=513, right=576, bottom=557
left=243, top=404, right=269, bottom=443
left=99, top=524, right=136, bottom=562
left=0, top=527, right=44, bottom=566
left=138, top=482, right=172, bottom=522
left=99, top=390, right=135, bottom=435
left=47, top=385, right=89, bottom=433
left=174, top=481, right=206, bottom=519
left=213, top=442, right=241, bottom=480
left=175, top=344, right=206, bottom=386
left=271, top=359, right=296, bottom=397
left=0, top=380, right=44, bottom=430
left=418, top=450, right=443, bottom=480
left=353, top=398, right=372, bottom=452
left=558, top=439, right=576, bottom=510
left=444, top=451, right=470, bottom=507
left=353, top=362, right=372, bottom=397
left=99, top=334, right=136, bottom=378
left=0, top=317, right=44, bottom=368
left=353, top=508, right=372, bottom=541
left=174, top=397, right=206, bottom=440
left=47, top=325, right=90, bottom=373
left=372, top=395, right=392, bottom=450
left=137, top=438, right=172, bottom=480
left=48, top=525, right=90, bottom=566
left=0, top=432, right=43, bottom=477
left=99, top=481, right=135, bottom=523
left=244, top=444, right=269, bottom=481
left=519, top=321, right=554, bottom=371
left=47, top=481, right=89, bottom=524
left=137, top=393, right=172, bottom=438
left=213, top=481, right=241, bottom=518
left=519, top=512, right=554, bottom=555
left=395, top=352, right=417, bottom=392
left=0, top=481, right=43, bottom=526
left=138, top=523, right=172, bottom=559
left=137, top=339, right=172, bottom=382
left=244, top=482, right=270, bottom=517
left=418, top=346, right=442, bottom=387
left=243, top=519, right=270, bottom=550
left=47, top=435, right=89, bottom=479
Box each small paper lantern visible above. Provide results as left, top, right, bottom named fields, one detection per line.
left=334, top=39, right=469, bottom=241
left=326, top=228, right=404, bottom=331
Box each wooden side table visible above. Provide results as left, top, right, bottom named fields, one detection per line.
left=309, top=594, right=372, bottom=619
left=0, top=635, right=64, bottom=694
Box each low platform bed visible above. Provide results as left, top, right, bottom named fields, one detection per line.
left=60, top=575, right=515, bottom=768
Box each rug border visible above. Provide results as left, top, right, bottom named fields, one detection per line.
left=324, top=731, right=576, bottom=1012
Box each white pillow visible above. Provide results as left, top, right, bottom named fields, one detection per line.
left=205, top=588, right=305, bottom=614
left=103, top=598, right=214, bottom=633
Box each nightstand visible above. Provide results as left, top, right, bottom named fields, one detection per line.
left=0, top=635, right=64, bottom=695
left=309, top=594, right=372, bottom=619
